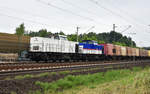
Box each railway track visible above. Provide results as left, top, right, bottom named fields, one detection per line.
left=0, top=60, right=150, bottom=76
left=0, top=60, right=148, bottom=65
left=0, top=61, right=112, bottom=71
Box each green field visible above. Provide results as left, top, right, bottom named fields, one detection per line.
left=30, top=67, right=150, bottom=94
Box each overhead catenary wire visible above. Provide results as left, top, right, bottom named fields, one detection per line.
left=88, top=0, right=131, bottom=23
left=88, top=0, right=147, bottom=29
left=60, top=0, right=106, bottom=22
left=121, top=25, right=132, bottom=33
left=85, top=26, right=95, bottom=34
left=90, top=0, right=150, bottom=45
left=36, top=0, right=108, bottom=25
left=58, top=0, right=143, bottom=35
left=60, top=0, right=148, bottom=31
left=0, top=6, right=77, bottom=32
left=98, top=0, right=150, bottom=29
left=0, top=6, right=60, bottom=22
left=37, top=0, right=93, bottom=21
left=0, top=6, right=88, bottom=33
left=0, top=12, right=52, bottom=27
left=89, top=0, right=150, bottom=37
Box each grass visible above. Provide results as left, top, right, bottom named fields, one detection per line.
left=5, top=77, right=11, bottom=80
left=35, top=67, right=144, bottom=94
left=28, top=90, right=41, bottom=94
left=36, top=72, right=50, bottom=77
left=11, top=72, right=58, bottom=80
left=10, top=91, right=17, bottom=94
left=14, top=72, right=54, bottom=80
left=13, top=71, right=70, bottom=80
left=4, top=66, right=107, bottom=81
left=55, top=67, right=150, bottom=94
left=15, top=74, right=34, bottom=80
left=7, top=68, right=102, bottom=80
left=71, top=68, right=150, bottom=94
left=59, top=71, right=70, bottom=75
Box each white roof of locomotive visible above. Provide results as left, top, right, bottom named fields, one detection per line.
left=31, top=35, right=68, bottom=41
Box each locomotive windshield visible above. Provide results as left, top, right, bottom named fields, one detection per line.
left=54, top=35, right=68, bottom=41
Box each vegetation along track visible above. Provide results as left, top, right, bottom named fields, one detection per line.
left=0, top=60, right=150, bottom=77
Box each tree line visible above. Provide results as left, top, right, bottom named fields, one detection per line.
left=15, top=23, right=136, bottom=47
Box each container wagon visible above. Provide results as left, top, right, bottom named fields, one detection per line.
left=0, top=53, right=18, bottom=61
left=120, top=46, right=127, bottom=56
left=114, top=45, right=121, bottom=56
left=148, top=50, right=150, bottom=57
left=127, top=47, right=132, bottom=57
left=0, top=33, right=30, bottom=53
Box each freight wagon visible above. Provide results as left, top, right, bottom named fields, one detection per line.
left=120, top=46, right=127, bottom=56
left=0, top=33, right=30, bottom=53
left=148, top=50, right=150, bottom=57
left=0, top=53, right=18, bottom=61
left=99, top=43, right=150, bottom=61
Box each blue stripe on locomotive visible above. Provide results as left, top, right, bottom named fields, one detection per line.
left=79, top=43, right=103, bottom=50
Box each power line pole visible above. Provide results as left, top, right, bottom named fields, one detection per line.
left=113, top=24, right=116, bottom=32
left=112, top=24, right=117, bottom=42
left=76, top=27, right=80, bottom=42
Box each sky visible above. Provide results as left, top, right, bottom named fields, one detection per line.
left=0, top=0, right=150, bottom=47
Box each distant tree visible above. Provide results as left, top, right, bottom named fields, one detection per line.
left=67, top=34, right=77, bottom=42
left=28, top=31, right=38, bottom=37
left=39, top=29, right=48, bottom=37
left=143, top=47, right=150, bottom=50
left=22, top=26, right=137, bottom=47
left=27, top=29, right=52, bottom=38
left=15, top=23, right=25, bottom=53
left=47, top=32, right=52, bottom=37
left=15, top=23, right=25, bottom=36
left=113, top=42, right=127, bottom=46
left=98, top=40, right=105, bottom=44
left=59, top=31, right=65, bottom=35
left=67, top=31, right=136, bottom=47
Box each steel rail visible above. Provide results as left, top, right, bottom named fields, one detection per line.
left=0, top=61, right=140, bottom=71
left=0, top=60, right=149, bottom=76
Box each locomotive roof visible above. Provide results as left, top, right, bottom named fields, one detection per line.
left=82, top=40, right=98, bottom=44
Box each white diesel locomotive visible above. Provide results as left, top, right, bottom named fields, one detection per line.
left=28, top=35, right=103, bottom=62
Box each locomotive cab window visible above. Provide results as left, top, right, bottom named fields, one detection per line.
left=33, top=46, right=39, bottom=50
